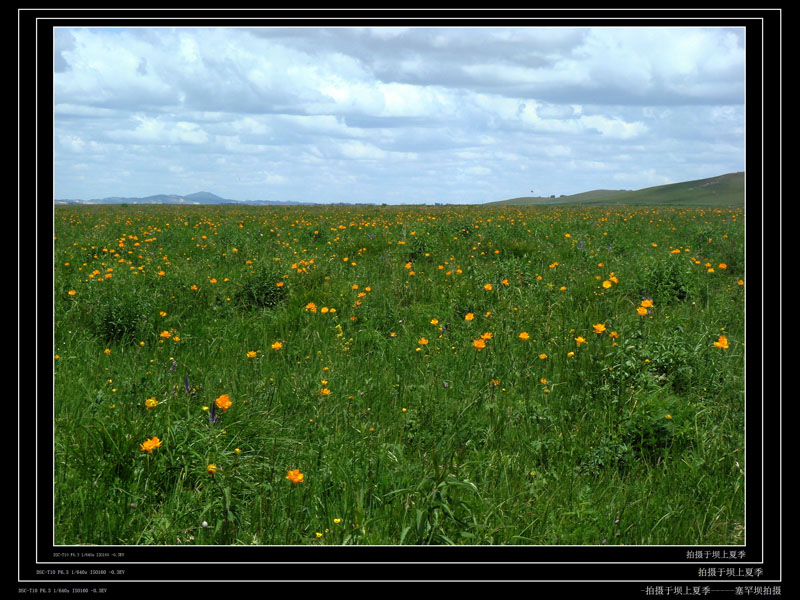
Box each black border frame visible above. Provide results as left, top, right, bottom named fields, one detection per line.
left=20, top=7, right=780, bottom=593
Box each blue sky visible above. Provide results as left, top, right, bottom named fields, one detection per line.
left=53, top=26, right=745, bottom=204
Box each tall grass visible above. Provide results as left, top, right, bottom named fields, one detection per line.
left=53, top=203, right=745, bottom=545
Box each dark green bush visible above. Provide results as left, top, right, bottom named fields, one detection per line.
left=634, top=255, right=696, bottom=304
left=232, top=265, right=287, bottom=310
left=620, top=392, right=693, bottom=462
left=577, top=435, right=632, bottom=474
left=90, top=289, right=152, bottom=344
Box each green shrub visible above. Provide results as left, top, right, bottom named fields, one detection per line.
left=634, top=255, right=696, bottom=304
left=89, top=288, right=153, bottom=344
left=620, top=392, right=693, bottom=462
left=232, top=264, right=287, bottom=310
left=577, top=435, right=632, bottom=474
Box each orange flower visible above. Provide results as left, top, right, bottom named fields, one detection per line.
left=592, top=323, right=606, bottom=334
left=271, top=341, right=283, bottom=351
left=480, top=332, right=493, bottom=340
left=575, top=336, right=586, bottom=346
left=418, top=337, right=429, bottom=345
left=286, top=468, right=304, bottom=484
left=215, top=394, right=232, bottom=411
left=473, top=339, right=486, bottom=350
left=139, top=436, right=162, bottom=453
left=144, top=397, right=159, bottom=410
left=713, top=335, right=730, bottom=349
left=484, top=283, right=493, bottom=291
left=518, top=332, right=530, bottom=340
left=464, top=312, right=475, bottom=321
left=636, top=306, right=648, bottom=316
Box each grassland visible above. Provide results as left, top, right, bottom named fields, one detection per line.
left=491, top=172, right=744, bottom=207
left=53, top=202, right=745, bottom=546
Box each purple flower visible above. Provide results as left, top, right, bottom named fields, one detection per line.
left=209, top=402, right=217, bottom=425
left=184, top=374, right=190, bottom=394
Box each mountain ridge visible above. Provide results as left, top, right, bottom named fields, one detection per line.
left=489, top=172, right=744, bottom=207
left=53, top=172, right=745, bottom=207
left=54, top=191, right=305, bottom=206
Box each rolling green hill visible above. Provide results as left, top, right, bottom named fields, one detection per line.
left=490, top=172, right=744, bottom=207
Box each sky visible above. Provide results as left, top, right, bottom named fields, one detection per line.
left=52, top=26, right=746, bottom=204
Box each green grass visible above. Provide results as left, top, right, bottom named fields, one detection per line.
left=53, top=203, right=745, bottom=545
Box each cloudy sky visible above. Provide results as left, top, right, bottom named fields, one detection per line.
left=53, top=26, right=745, bottom=204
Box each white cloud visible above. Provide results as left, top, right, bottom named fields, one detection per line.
left=579, top=114, right=648, bottom=139
left=263, top=173, right=288, bottom=184
left=106, top=115, right=209, bottom=145
left=52, top=26, right=745, bottom=203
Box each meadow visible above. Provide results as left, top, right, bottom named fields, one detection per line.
left=53, top=203, right=745, bottom=546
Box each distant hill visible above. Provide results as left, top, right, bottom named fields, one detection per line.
left=53, top=191, right=307, bottom=205
left=490, top=172, right=744, bottom=207
left=184, top=191, right=228, bottom=204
